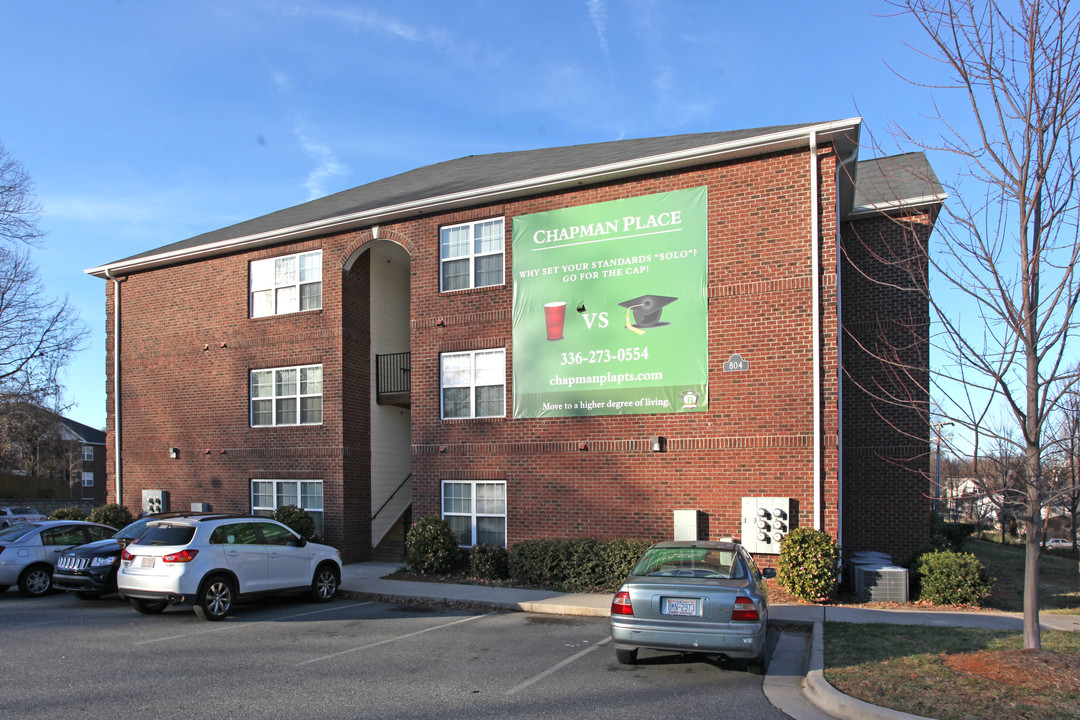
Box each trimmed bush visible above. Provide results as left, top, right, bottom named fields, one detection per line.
left=470, top=544, right=509, bottom=581
left=405, top=515, right=461, bottom=574
left=88, top=503, right=134, bottom=530
left=509, top=537, right=651, bottom=592
left=916, top=550, right=993, bottom=606
left=48, top=506, right=86, bottom=521
left=777, top=527, right=839, bottom=602
left=274, top=505, right=318, bottom=540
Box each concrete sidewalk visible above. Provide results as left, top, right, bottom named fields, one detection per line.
left=338, top=561, right=1080, bottom=720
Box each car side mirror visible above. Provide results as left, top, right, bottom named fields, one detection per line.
left=293, top=536, right=307, bottom=547
left=762, top=568, right=777, bottom=579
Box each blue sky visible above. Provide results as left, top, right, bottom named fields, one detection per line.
left=3, top=0, right=955, bottom=431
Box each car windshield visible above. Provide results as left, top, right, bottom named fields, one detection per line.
left=632, top=547, right=745, bottom=579
left=115, top=517, right=156, bottom=541
left=0, top=524, right=40, bottom=541
left=133, top=525, right=196, bottom=546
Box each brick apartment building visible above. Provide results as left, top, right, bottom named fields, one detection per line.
left=87, top=118, right=942, bottom=565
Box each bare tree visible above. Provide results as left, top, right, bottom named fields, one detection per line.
left=0, top=141, right=87, bottom=409
left=869, top=0, right=1080, bottom=649
left=0, top=140, right=43, bottom=247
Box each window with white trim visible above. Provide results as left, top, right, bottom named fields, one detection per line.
left=250, top=250, right=322, bottom=317
left=439, top=218, right=504, bottom=292
left=251, top=365, right=323, bottom=426
left=440, top=349, right=505, bottom=419
left=251, top=479, right=324, bottom=537
left=82, top=445, right=94, bottom=462
left=82, top=471, right=94, bottom=487
left=442, top=480, right=506, bottom=547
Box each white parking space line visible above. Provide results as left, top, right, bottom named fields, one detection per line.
left=297, top=611, right=495, bottom=666
left=505, top=637, right=611, bottom=696
left=133, top=601, right=373, bottom=645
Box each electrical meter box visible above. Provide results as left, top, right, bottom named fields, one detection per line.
left=740, top=497, right=793, bottom=554
left=142, top=489, right=169, bottom=515
left=673, top=510, right=702, bottom=541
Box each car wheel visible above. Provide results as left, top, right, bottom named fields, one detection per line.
left=310, top=563, right=340, bottom=603
left=193, top=575, right=235, bottom=621
left=129, top=598, right=168, bottom=614
left=74, top=591, right=103, bottom=600
left=17, top=564, right=53, bottom=598
left=615, top=647, right=638, bottom=665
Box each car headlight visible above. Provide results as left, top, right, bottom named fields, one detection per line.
left=91, top=556, right=118, bottom=567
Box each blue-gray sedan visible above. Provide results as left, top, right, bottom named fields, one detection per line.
left=609, top=540, right=776, bottom=673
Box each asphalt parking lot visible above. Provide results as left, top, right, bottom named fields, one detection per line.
left=0, top=591, right=788, bottom=720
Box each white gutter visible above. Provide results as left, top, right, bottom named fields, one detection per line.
left=835, top=146, right=860, bottom=551
left=105, top=269, right=122, bottom=508
left=810, top=132, right=822, bottom=531
left=86, top=118, right=862, bottom=278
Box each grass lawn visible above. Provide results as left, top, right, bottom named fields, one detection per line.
left=823, top=539, right=1080, bottom=720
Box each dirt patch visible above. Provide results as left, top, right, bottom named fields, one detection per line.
left=942, top=649, right=1080, bottom=692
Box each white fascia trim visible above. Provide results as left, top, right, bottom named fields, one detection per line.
left=87, top=118, right=862, bottom=278
left=848, top=192, right=948, bottom=218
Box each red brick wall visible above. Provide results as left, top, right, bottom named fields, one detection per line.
left=840, top=211, right=933, bottom=563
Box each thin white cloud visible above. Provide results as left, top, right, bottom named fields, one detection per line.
left=283, top=3, right=453, bottom=50
left=587, top=0, right=609, bottom=57
left=294, top=125, right=348, bottom=200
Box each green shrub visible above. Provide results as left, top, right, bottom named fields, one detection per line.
left=48, top=506, right=86, bottom=521
left=274, top=505, right=318, bottom=540
left=916, top=550, right=994, bottom=606
left=509, top=537, right=651, bottom=592
left=405, top=515, right=461, bottom=574
left=469, top=544, right=509, bottom=580
left=777, top=527, right=839, bottom=602
left=88, top=503, right=134, bottom=530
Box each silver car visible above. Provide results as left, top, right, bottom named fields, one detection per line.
left=609, top=540, right=776, bottom=673
left=0, top=521, right=117, bottom=597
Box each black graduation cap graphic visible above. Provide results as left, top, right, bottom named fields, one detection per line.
left=618, top=294, right=678, bottom=329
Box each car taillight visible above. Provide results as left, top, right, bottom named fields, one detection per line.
left=162, top=549, right=199, bottom=563
left=732, top=597, right=760, bottom=621
left=611, top=590, right=634, bottom=615
left=121, top=547, right=134, bottom=561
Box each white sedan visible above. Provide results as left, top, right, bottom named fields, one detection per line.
left=0, top=521, right=116, bottom=596
left=1045, top=537, right=1072, bottom=551
left=0, top=506, right=47, bottom=529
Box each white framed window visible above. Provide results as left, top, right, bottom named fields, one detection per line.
left=251, top=479, right=324, bottom=536
left=439, top=218, right=504, bottom=292
left=82, top=471, right=94, bottom=487
left=251, top=365, right=323, bottom=426
left=442, top=480, right=506, bottom=547
left=250, top=250, right=322, bottom=317
left=440, top=349, right=505, bottom=419
left=82, top=445, right=94, bottom=461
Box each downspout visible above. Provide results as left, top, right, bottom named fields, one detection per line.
left=835, top=147, right=860, bottom=552
left=105, top=269, right=122, bottom=508
left=810, top=132, right=821, bottom=530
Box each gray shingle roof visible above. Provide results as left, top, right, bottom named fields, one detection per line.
left=850, top=152, right=945, bottom=215
left=87, top=119, right=941, bottom=276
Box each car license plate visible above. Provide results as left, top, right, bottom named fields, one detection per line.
left=140, top=556, right=155, bottom=568
left=663, top=597, right=699, bottom=616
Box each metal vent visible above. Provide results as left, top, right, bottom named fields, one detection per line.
left=853, top=564, right=909, bottom=603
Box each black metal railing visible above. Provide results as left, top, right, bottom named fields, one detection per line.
left=376, top=352, right=410, bottom=396
left=372, top=473, right=412, bottom=521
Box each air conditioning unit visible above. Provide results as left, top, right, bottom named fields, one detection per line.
left=853, top=564, right=909, bottom=603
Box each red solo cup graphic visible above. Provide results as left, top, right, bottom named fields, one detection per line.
left=544, top=301, right=567, bottom=340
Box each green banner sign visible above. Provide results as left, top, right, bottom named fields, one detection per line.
left=512, top=186, right=709, bottom=418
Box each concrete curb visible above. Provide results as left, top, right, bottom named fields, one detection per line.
left=804, top=622, right=935, bottom=720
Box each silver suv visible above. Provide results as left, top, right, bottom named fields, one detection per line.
left=117, top=514, right=342, bottom=621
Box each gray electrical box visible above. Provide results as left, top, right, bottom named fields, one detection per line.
left=673, top=510, right=701, bottom=541
left=142, top=489, right=169, bottom=515
left=740, top=497, right=792, bottom=554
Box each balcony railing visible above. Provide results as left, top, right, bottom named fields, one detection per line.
left=376, top=352, right=410, bottom=406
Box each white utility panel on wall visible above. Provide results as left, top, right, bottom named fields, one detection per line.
left=740, top=497, right=792, bottom=554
